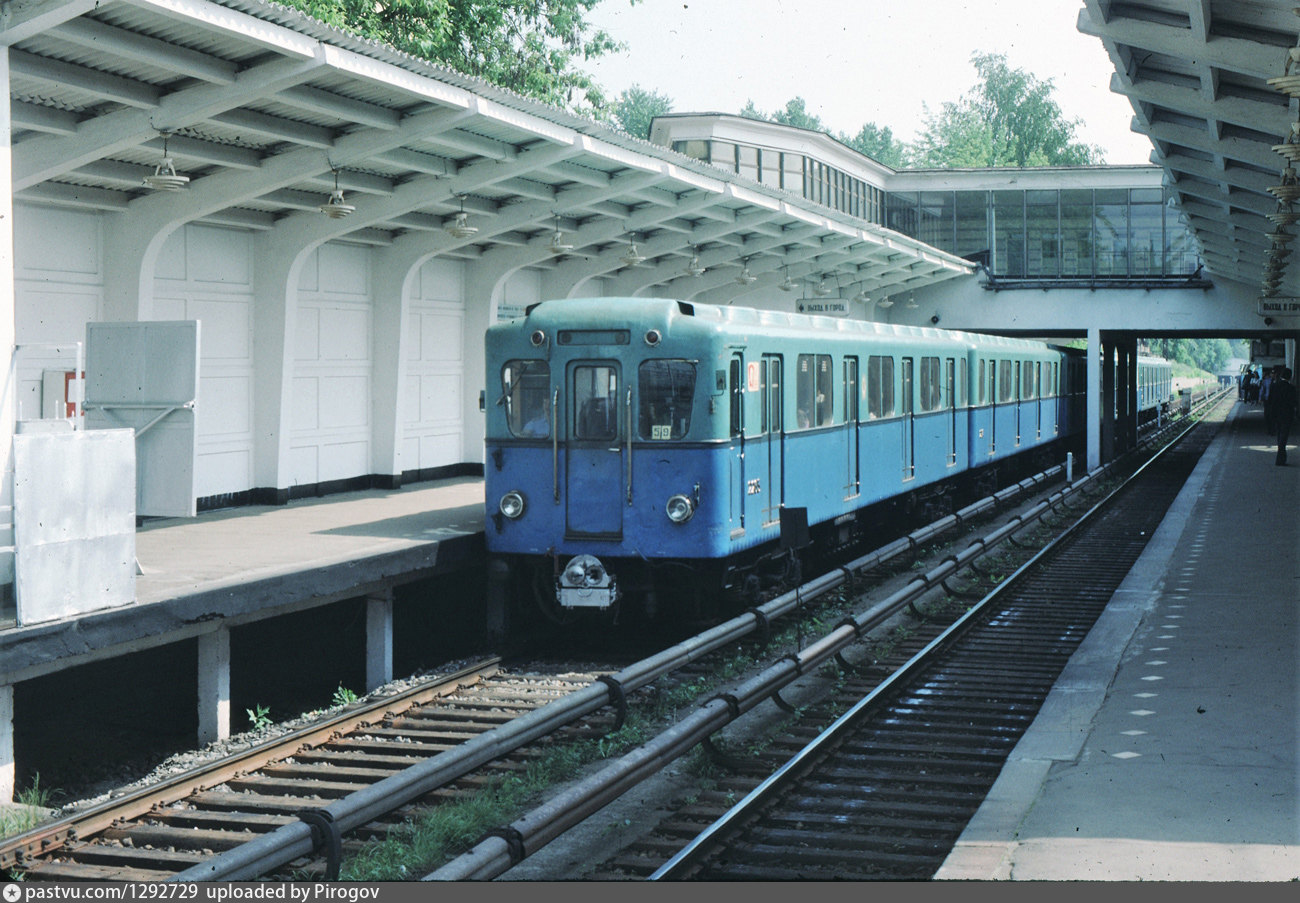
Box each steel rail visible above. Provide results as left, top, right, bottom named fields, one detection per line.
left=0, top=657, right=503, bottom=872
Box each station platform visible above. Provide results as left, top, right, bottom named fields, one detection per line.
left=0, top=474, right=487, bottom=685
left=937, top=400, right=1300, bottom=881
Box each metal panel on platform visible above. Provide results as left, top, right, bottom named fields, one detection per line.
left=84, top=321, right=200, bottom=518
left=13, top=426, right=136, bottom=625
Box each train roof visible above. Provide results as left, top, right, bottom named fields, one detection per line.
left=510, top=297, right=1074, bottom=353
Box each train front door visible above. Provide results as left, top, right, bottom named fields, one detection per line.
left=565, top=362, right=624, bottom=538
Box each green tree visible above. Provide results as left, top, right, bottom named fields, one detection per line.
left=612, top=84, right=673, bottom=140
left=741, top=97, right=826, bottom=132
left=280, top=0, right=632, bottom=115
left=842, top=123, right=909, bottom=169
left=912, top=52, right=1104, bottom=168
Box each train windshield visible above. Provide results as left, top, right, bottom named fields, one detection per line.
left=639, top=360, right=696, bottom=439
left=501, top=360, right=551, bottom=438
left=574, top=364, right=619, bottom=440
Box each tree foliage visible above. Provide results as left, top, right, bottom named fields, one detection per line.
left=1147, top=338, right=1244, bottom=375
left=612, top=84, right=673, bottom=140
left=281, top=0, right=632, bottom=115
left=741, top=97, right=909, bottom=168
left=911, top=53, right=1104, bottom=168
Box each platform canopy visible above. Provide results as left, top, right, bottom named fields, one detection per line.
left=0, top=0, right=974, bottom=303
left=1081, top=0, right=1300, bottom=301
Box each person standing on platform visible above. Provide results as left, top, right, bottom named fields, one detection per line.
left=1270, top=367, right=1298, bottom=466
left=1260, top=367, right=1275, bottom=432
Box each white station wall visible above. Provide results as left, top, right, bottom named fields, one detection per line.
left=401, top=256, right=466, bottom=475
left=13, top=204, right=475, bottom=504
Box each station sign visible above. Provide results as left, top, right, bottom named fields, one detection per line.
left=796, top=300, right=850, bottom=317
left=1257, top=297, right=1300, bottom=317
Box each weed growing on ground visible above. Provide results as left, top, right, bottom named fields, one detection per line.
left=331, top=685, right=359, bottom=707
left=0, top=775, right=57, bottom=839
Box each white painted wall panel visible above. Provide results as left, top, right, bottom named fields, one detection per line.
left=293, top=243, right=373, bottom=485
left=154, top=224, right=255, bottom=499
left=401, top=257, right=464, bottom=473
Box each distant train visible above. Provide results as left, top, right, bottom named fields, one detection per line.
left=483, top=297, right=1164, bottom=626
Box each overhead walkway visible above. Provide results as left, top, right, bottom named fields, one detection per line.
left=938, top=400, right=1300, bottom=881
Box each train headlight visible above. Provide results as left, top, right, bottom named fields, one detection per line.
left=499, top=490, right=526, bottom=519
left=665, top=493, right=695, bottom=523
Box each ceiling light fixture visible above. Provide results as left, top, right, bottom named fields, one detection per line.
left=142, top=132, right=189, bottom=192
left=813, top=277, right=833, bottom=297
left=318, top=168, right=356, bottom=218
left=735, top=259, right=756, bottom=285
left=779, top=268, right=797, bottom=292
left=684, top=249, right=705, bottom=278
left=548, top=215, right=574, bottom=255
left=854, top=286, right=870, bottom=304
left=445, top=196, right=478, bottom=239
left=906, top=293, right=918, bottom=309
left=621, top=235, right=646, bottom=268
left=876, top=295, right=894, bottom=309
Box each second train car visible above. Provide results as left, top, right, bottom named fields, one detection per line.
left=483, top=297, right=1091, bottom=627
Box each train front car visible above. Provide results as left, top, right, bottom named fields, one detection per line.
left=483, top=298, right=727, bottom=631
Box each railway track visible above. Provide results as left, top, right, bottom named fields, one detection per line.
left=1, top=659, right=628, bottom=881
left=610, top=396, right=1228, bottom=880
left=0, top=394, right=1222, bottom=883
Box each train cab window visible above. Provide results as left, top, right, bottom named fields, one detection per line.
left=919, top=357, right=941, bottom=412
left=502, top=360, right=551, bottom=438
left=573, top=364, right=619, bottom=440
left=638, top=360, right=696, bottom=440
left=867, top=355, right=894, bottom=418
left=998, top=360, right=1014, bottom=403
left=796, top=354, right=833, bottom=428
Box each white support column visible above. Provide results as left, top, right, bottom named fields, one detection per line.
left=365, top=589, right=394, bottom=692
left=369, top=248, right=425, bottom=484
left=0, top=47, right=16, bottom=611
left=1, top=683, right=13, bottom=803
left=1087, top=326, right=1101, bottom=472
left=197, top=627, right=231, bottom=746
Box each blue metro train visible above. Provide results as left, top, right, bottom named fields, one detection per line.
left=483, top=297, right=1162, bottom=625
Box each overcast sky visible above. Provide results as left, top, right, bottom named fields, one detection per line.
left=583, top=0, right=1154, bottom=165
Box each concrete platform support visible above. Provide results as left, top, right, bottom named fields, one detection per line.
left=1101, top=335, right=1116, bottom=464
left=1087, top=326, right=1101, bottom=471
left=366, top=590, right=393, bottom=692
left=197, top=628, right=231, bottom=746
left=1, top=683, right=12, bottom=803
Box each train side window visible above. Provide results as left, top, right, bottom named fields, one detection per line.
left=502, top=359, right=550, bottom=438
left=762, top=355, right=783, bottom=434
left=901, top=358, right=914, bottom=415
left=844, top=357, right=859, bottom=423
left=638, top=360, right=696, bottom=440
left=945, top=358, right=956, bottom=409
left=978, top=358, right=986, bottom=404
left=1023, top=361, right=1036, bottom=400
left=998, top=360, right=1013, bottom=403
left=958, top=359, right=967, bottom=406
left=867, top=354, right=894, bottom=418
left=573, top=364, right=619, bottom=440
left=796, top=353, right=833, bottom=428
left=919, top=356, right=941, bottom=412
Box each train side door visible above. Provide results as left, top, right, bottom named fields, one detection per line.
left=761, top=355, right=784, bottom=524
left=729, top=353, right=746, bottom=534
left=901, top=357, right=915, bottom=480
left=1014, top=361, right=1023, bottom=446
left=565, top=362, right=623, bottom=538
left=844, top=356, right=860, bottom=497
left=945, top=357, right=957, bottom=465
